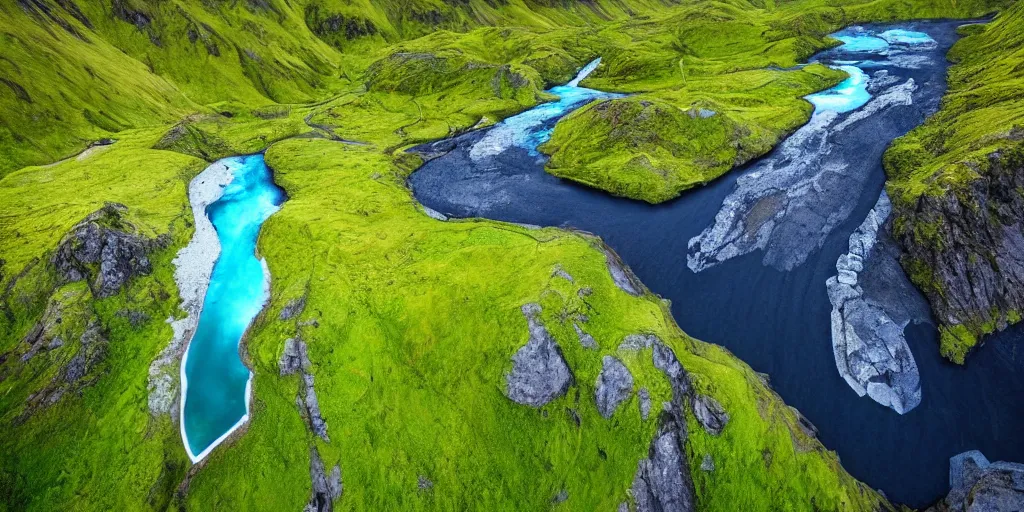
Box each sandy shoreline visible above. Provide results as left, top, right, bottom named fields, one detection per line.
left=146, top=160, right=235, bottom=438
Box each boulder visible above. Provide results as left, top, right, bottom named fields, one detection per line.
left=595, top=356, right=633, bottom=418
left=620, top=333, right=660, bottom=351
left=692, top=394, right=729, bottom=436
left=928, top=451, right=1024, bottom=512
left=280, top=337, right=310, bottom=376
left=505, top=303, right=573, bottom=407
left=573, top=323, right=598, bottom=350
left=604, top=248, right=643, bottom=296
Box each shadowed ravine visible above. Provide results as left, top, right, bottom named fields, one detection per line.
left=409, top=20, right=1024, bottom=507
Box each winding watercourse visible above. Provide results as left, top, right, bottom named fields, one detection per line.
left=409, top=20, right=1024, bottom=506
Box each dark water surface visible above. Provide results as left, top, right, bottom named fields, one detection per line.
left=409, top=20, right=1024, bottom=506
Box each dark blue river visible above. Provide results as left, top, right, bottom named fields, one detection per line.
left=409, top=20, right=1024, bottom=507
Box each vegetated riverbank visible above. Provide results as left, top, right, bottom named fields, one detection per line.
left=884, top=3, right=1024, bottom=363
left=408, top=19, right=1024, bottom=507
left=0, top=0, right=1020, bottom=510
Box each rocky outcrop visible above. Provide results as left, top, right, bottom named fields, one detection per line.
left=892, top=147, right=1024, bottom=362
left=604, top=248, right=643, bottom=296
left=281, top=337, right=329, bottom=441
left=305, top=446, right=343, bottom=512
left=692, top=394, right=728, bottom=436
left=573, top=323, right=598, bottom=350
left=620, top=333, right=660, bottom=351
left=827, top=191, right=924, bottom=414
left=595, top=355, right=633, bottom=418
left=927, top=451, right=1024, bottom=512
left=638, top=387, right=652, bottom=421
left=631, top=411, right=697, bottom=512
left=9, top=287, right=109, bottom=418
left=505, top=303, right=573, bottom=407
left=652, top=341, right=692, bottom=405
left=51, top=203, right=159, bottom=298
left=280, top=296, right=307, bottom=321
left=627, top=338, right=698, bottom=510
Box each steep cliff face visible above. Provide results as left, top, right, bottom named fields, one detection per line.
left=884, top=4, right=1024, bottom=362
left=893, top=146, right=1024, bottom=362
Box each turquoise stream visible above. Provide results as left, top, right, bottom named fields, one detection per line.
left=181, top=154, right=285, bottom=461
left=807, top=29, right=934, bottom=113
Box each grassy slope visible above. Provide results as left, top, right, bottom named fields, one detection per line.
left=539, top=0, right=1010, bottom=203
left=0, top=2, right=194, bottom=176
left=883, top=3, right=1024, bottom=361
left=0, top=133, right=204, bottom=510
left=0, top=0, right=1015, bottom=508
left=181, top=138, right=887, bottom=511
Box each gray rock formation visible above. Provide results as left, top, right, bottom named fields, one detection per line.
left=552, top=266, right=574, bottom=283
left=893, top=148, right=1024, bottom=358
left=280, top=337, right=329, bottom=441
left=573, top=323, right=598, bottom=350
left=305, top=447, right=343, bottom=512
left=280, top=337, right=310, bottom=376
left=620, top=333, right=660, bottom=351
left=505, top=303, right=573, bottom=407
left=631, top=412, right=697, bottom=512
left=700, top=454, right=715, bottom=472
left=652, top=341, right=691, bottom=405
left=605, top=248, right=643, bottom=296
left=300, top=371, right=329, bottom=441
left=927, top=451, right=1024, bottom=512
left=23, top=315, right=109, bottom=415
left=552, top=489, right=569, bottom=504
left=595, top=355, right=633, bottom=418
left=638, top=388, right=652, bottom=421
left=417, top=475, right=433, bottom=493
left=692, top=394, right=729, bottom=435
left=51, top=203, right=157, bottom=298
left=827, top=191, right=924, bottom=414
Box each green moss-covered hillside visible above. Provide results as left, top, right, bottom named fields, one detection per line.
left=541, top=65, right=844, bottom=203
left=0, top=0, right=1019, bottom=509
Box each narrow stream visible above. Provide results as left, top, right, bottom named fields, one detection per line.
left=180, top=155, right=285, bottom=462
left=409, top=20, right=1024, bottom=506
